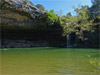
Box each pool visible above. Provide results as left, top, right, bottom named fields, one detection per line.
left=0, top=47, right=100, bottom=75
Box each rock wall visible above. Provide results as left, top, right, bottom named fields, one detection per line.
left=0, top=0, right=66, bottom=48
left=0, top=40, right=1, bottom=48
left=0, top=0, right=46, bottom=27
left=0, top=40, right=65, bottom=48
left=0, top=16, right=34, bottom=26
left=2, top=0, right=45, bottom=18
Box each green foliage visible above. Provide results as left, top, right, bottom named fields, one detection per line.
left=0, top=2, right=2, bottom=6
left=88, top=55, right=100, bottom=73
left=23, top=0, right=34, bottom=6
left=61, top=5, right=96, bottom=40
left=49, top=10, right=54, bottom=13
left=36, top=4, right=45, bottom=11
left=46, top=10, right=60, bottom=25
left=92, top=0, right=100, bottom=6
left=91, top=0, right=100, bottom=18
left=1, top=0, right=99, bottom=48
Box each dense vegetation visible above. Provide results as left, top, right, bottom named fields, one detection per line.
left=36, top=4, right=45, bottom=11
left=0, top=0, right=100, bottom=48
left=23, top=0, right=34, bottom=6
left=34, top=0, right=100, bottom=48
left=61, top=4, right=100, bottom=48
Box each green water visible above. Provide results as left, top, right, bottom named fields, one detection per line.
left=0, top=48, right=100, bottom=75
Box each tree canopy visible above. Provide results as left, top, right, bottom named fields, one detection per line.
left=36, top=4, right=45, bottom=11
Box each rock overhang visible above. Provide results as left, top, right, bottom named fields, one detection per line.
left=2, top=0, right=45, bottom=19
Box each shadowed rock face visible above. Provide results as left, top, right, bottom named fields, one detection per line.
left=2, top=0, right=45, bottom=18
left=0, top=0, right=66, bottom=48
left=0, top=40, right=65, bottom=48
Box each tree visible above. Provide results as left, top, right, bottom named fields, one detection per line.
left=61, top=3, right=99, bottom=47
left=66, top=12, right=72, bottom=16
left=23, top=0, right=34, bottom=6
left=62, top=6, right=95, bottom=40
left=91, top=0, right=100, bottom=5
left=90, top=0, right=100, bottom=18
left=45, top=10, right=59, bottom=25
left=36, top=4, right=45, bottom=11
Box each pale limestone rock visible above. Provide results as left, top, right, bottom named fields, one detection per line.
left=3, top=0, right=45, bottom=19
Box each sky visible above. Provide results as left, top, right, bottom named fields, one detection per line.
left=29, top=0, right=92, bottom=16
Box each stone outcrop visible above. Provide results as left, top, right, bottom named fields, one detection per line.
left=0, top=0, right=46, bottom=26
left=0, top=40, right=65, bottom=48
left=1, top=0, right=45, bottom=18
left=0, top=0, right=66, bottom=48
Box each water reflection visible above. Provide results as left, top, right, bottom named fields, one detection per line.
left=1, top=48, right=99, bottom=75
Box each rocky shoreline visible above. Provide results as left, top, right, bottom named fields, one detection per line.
left=0, top=40, right=65, bottom=48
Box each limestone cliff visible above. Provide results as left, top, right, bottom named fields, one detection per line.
left=0, top=0, right=45, bottom=26
left=0, top=0, right=66, bottom=48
